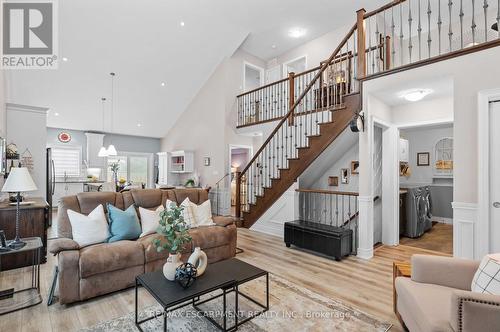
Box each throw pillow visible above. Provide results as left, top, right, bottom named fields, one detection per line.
left=67, top=204, right=109, bottom=247
left=189, top=200, right=215, bottom=227
left=180, top=198, right=197, bottom=227
left=138, top=205, right=165, bottom=238
left=471, top=253, right=500, bottom=295
left=107, top=204, right=142, bottom=243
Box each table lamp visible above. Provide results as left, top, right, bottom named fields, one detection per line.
left=1, top=167, right=37, bottom=249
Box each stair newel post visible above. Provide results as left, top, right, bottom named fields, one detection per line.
left=356, top=8, right=367, bottom=79
left=288, top=71, right=295, bottom=126
left=385, top=35, right=392, bottom=70
left=235, top=171, right=241, bottom=220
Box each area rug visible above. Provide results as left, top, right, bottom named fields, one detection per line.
left=81, top=274, right=392, bottom=332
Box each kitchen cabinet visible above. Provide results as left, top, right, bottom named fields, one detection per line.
left=157, top=152, right=169, bottom=185
left=399, top=138, right=409, bottom=163
left=169, top=151, right=194, bottom=173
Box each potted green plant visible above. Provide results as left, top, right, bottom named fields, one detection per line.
left=152, top=203, right=192, bottom=280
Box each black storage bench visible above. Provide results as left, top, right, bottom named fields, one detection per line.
left=284, top=220, right=353, bottom=261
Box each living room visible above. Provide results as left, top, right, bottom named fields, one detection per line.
left=1, top=1, right=500, bottom=331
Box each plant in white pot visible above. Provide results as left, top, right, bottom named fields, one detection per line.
left=152, top=204, right=192, bottom=281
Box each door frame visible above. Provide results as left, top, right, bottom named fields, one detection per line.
left=282, top=55, right=307, bottom=77
left=243, top=61, right=265, bottom=92
left=478, top=88, right=500, bottom=257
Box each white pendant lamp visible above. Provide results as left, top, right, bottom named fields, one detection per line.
left=98, top=97, right=108, bottom=157
left=107, top=72, right=117, bottom=156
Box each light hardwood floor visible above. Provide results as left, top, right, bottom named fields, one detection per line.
left=0, top=228, right=448, bottom=331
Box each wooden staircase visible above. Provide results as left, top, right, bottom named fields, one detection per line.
left=240, top=94, right=360, bottom=228
left=235, top=0, right=500, bottom=228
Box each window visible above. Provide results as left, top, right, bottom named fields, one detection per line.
left=106, top=153, right=150, bottom=185
left=52, top=146, right=82, bottom=178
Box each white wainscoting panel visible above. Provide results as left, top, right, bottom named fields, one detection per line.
left=452, top=202, right=478, bottom=259
left=357, top=195, right=374, bottom=259
left=250, top=184, right=298, bottom=238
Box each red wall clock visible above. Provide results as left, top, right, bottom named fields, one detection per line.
left=58, top=132, right=72, bottom=143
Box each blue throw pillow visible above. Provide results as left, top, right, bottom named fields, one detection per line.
left=107, top=204, right=142, bottom=243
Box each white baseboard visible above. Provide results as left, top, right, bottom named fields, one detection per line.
left=357, top=247, right=374, bottom=260
left=432, top=216, right=453, bottom=224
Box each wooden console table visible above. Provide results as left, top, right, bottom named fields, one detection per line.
left=0, top=198, right=49, bottom=270
left=393, top=262, right=411, bottom=326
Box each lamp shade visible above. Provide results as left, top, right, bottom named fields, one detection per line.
left=107, top=144, right=117, bottom=156
left=98, top=146, right=108, bottom=157
left=2, top=167, right=38, bottom=192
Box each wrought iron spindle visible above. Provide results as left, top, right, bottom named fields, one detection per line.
left=460, top=0, right=465, bottom=48
left=409, top=0, right=414, bottom=62
left=438, top=0, right=443, bottom=54
left=428, top=0, right=433, bottom=57
left=448, top=0, right=454, bottom=52
left=483, top=0, right=489, bottom=42
left=418, top=0, right=423, bottom=60
left=400, top=2, right=404, bottom=66
left=472, top=0, right=477, bottom=45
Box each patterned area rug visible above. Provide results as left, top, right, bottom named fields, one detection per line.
left=81, top=274, right=392, bottom=332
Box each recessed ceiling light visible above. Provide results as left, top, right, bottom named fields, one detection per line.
left=161, top=82, right=166, bottom=87
left=288, top=27, right=306, bottom=38
left=54, top=112, right=60, bottom=116
left=137, top=123, right=142, bottom=127
left=180, top=21, right=185, bottom=27
left=271, top=44, right=276, bottom=49
left=62, top=57, right=68, bottom=62
left=400, top=89, right=433, bottom=102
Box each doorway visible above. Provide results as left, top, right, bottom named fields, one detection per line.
left=229, top=145, right=253, bottom=216
left=283, top=55, right=307, bottom=77
left=488, top=101, right=500, bottom=253
left=243, top=62, right=264, bottom=92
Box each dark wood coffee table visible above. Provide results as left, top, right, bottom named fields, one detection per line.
left=135, top=258, right=269, bottom=332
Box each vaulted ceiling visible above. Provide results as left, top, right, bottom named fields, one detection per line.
left=5, top=0, right=387, bottom=138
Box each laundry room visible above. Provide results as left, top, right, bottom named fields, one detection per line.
left=398, top=123, right=453, bottom=254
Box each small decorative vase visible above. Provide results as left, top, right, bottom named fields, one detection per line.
left=163, top=253, right=183, bottom=281
left=188, top=247, right=208, bottom=277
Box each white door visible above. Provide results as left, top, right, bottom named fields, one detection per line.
left=490, top=101, right=500, bottom=252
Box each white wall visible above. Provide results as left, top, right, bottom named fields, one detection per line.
left=271, top=24, right=352, bottom=74
left=392, top=97, right=454, bottom=125
left=6, top=104, right=48, bottom=198
left=161, top=49, right=264, bottom=187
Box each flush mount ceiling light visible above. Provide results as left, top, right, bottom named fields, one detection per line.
left=161, top=82, right=166, bottom=87
left=62, top=57, right=69, bottom=62
left=180, top=21, right=185, bottom=27
left=54, top=112, right=59, bottom=116
left=271, top=44, right=277, bottom=49
left=288, top=27, right=306, bottom=38
left=400, top=89, right=433, bottom=102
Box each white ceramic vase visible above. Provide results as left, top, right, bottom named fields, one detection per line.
left=163, top=253, right=183, bottom=281
left=188, top=247, right=208, bottom=276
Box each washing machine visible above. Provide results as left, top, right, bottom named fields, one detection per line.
left=403, top=186, right=432, bottom=238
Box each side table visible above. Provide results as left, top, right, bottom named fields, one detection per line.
left=392, top=261, right=411, bottom=327
left=0, top=237, right=43, bottom=315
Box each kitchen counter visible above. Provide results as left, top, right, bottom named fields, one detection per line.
left=54, top=180, right=105, bottom=184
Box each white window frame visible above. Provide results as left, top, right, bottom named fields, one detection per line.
left=106, top=151, right=154, bottom=187
left=50, top=144, right=82, bottom=178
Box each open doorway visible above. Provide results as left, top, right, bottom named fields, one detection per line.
left=283, top=55, right=307, bottom=77
left=243, top=62, right=264, bottom=92
left=397, top=123, right=454, bottom=255
left=229, top=145, right=253, bottom=216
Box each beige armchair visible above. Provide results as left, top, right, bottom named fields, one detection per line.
left=395, top=254, right=500, bottom=332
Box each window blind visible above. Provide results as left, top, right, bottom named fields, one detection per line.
left=52, top=147, right=81, bottom=177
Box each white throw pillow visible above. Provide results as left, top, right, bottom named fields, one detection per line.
left=471, top=253, right=500, bottom=295
left=67, top=204, right=109, bottom=247
left=138, top=205, right=164, bottom=238
left=163, top=198, right=196, bottom=228
left=189, top=200, right=215, bottom=227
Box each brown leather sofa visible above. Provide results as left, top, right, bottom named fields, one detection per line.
left=395, top=255, right=500, bottom=332
left=48, top=188, right=237, bottom=304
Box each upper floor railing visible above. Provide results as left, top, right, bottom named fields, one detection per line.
left=236, top=0, right=500, bottom=128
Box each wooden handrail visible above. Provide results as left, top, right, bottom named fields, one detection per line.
left=236, top=76, right=289, bottom=98
left=363, top=0, right=407, bottom=19
left=295, top=188, right=359, bottom=196
left=239, top=23, right=358, bottom=177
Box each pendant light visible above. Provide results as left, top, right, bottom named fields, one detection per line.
left=98, top=97, right=108, bottom=157
left=106, top=72, right=117, bottom=156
